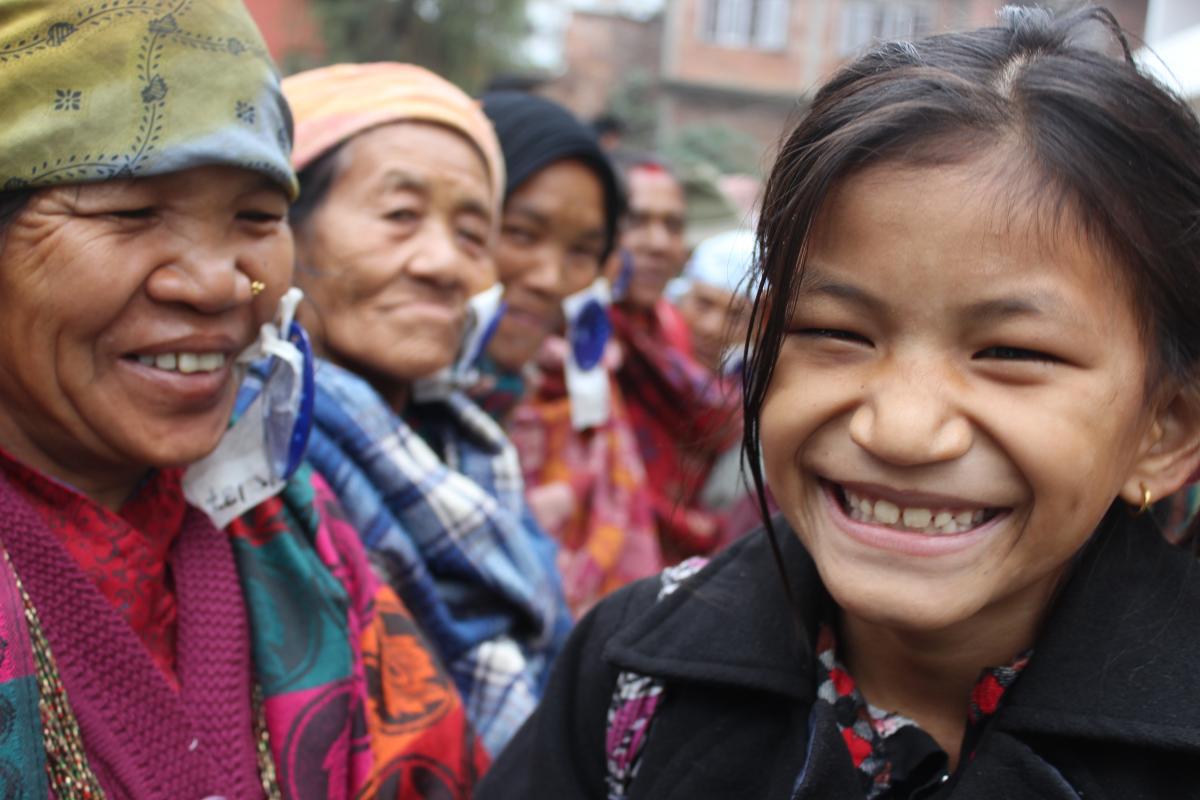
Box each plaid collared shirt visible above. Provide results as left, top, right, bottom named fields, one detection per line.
left=242, top=359, right=571, bottom=755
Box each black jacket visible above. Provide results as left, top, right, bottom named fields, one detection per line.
left=478, top=512, right=1200, bottom=799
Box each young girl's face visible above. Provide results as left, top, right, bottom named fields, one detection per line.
left=760, top=157, right=1172, bottom=634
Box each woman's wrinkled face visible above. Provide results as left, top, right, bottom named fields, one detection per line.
left=295, top=122, right=494, bottom=386
left=0, top=166, right=293, bottom=497
left=760, top=158, right=1190, bottom=637
left=487, top=160, right=607, bottom=372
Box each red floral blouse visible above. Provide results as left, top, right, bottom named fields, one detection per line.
left=0, top=449, right=183, bottom=688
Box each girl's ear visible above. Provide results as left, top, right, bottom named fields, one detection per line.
left=1120, top=387, right=1200, bottom=506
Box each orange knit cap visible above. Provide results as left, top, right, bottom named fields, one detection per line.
left=282, top=62, right=505, bottom=214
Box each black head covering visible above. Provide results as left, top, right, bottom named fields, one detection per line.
left=482, top=91, right=624, bottom=259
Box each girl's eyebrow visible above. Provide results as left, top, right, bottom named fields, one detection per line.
left=965, top=291, right=1092, bottom=332
left=964, top=294, right=1055, bottom=321
left=799, top=277, right=886, bottom=316
left=800, top=277, right=1082, bottom=328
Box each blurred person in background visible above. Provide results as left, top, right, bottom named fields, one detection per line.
left=279, top=64, right=570, bottom=756
left=591, top=113, right=627, bottom=152
left=0, top=4, right=485, bottom=796
left=476, top=92, right=664, bottom=617
left=609, top=156, right=743, bottom=561
left=668, top=228, right=759, bottom=543
left=669, top=228, right=756, bottom=377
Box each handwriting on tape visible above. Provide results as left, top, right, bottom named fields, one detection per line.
left=183, top=393, right=287, bottom=528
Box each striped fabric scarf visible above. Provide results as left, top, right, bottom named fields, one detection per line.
left=229, top=465, right=488, bottom=797
left=611, top=301, right=743, bottom=561
left=502, top=359, right=665, bottom=618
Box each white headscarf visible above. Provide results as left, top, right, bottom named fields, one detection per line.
left=668, top=228, right=757, bottom=301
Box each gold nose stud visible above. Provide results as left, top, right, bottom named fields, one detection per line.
left=250, top=280, right=266, bottom=297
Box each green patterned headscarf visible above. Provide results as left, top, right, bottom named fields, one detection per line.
left=0, top=0, right=298, bottom=198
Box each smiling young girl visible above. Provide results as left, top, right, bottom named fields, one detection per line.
left=477, top=6, right=1200, bottom=799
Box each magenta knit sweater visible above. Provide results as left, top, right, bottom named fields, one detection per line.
left=0, top=476, right=265, bottom=799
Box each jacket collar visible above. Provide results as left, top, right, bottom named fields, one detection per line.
left=996, top=510, right=1200, bottom=751
left=605, top=524, right=824, bottom=700
left=606, top=510, right=1200, bottom=751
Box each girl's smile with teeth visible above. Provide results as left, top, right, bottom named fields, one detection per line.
left=833, top=483, right=1000, bottom=535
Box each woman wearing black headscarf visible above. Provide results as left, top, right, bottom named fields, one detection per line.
left=475, top=93, right=664, bottom=617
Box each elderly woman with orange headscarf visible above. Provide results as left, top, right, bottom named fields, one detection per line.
left=0, top=3, right=484, bottom=797
left=275, top=64, right=571, bottom=756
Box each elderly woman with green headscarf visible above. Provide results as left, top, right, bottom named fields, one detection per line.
left=0, top=4, right=485, bottom=797
left=275, top=63, right=572, bottom=757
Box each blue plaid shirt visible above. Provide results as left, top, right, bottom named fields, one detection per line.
left=242, top=359, right=571, bottom=755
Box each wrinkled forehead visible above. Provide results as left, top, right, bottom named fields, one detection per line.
left=336, top=122, right=493, bottom=198
left=60, top=166, right=290, bottom=204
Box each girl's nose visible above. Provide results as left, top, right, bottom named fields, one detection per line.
left=848, top=361, right=972, bottom=466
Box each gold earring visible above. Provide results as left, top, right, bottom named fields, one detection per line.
left=1138, top=483, right=1153, bottom=515
left=250, top=280, right=266, bottom=297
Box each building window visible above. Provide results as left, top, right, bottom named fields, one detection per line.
left=838, top=1, right=931, bottom=56
left=699, top=0, right=790, bottom=51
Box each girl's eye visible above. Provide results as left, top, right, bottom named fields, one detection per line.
left=796, top=328, right=872, bottom=345
left=974, top=346, right=1059, bottom=363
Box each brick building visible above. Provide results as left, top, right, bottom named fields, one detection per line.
left=542, top=9, right=664, bottom=122
left=545, top=0, right=1149, bottom=168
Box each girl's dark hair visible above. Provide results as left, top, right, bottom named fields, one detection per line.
left=742, top=5, right=1200, bottom=566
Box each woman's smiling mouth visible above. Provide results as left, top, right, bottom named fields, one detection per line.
left=128, top=351, right=228, bottom=373
left=117, top=338, right=243, bottom=409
